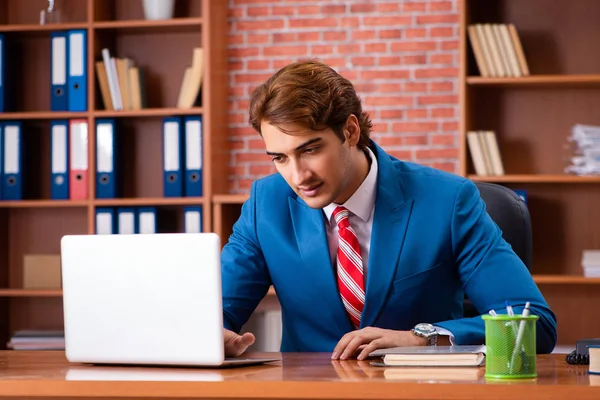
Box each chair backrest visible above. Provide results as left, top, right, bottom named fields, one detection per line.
left=474, top=181, right=532, bottom=270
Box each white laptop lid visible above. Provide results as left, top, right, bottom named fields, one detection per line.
left=60, top=233, right=225, bottom=366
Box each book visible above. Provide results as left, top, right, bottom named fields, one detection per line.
left=369, top=345, right=486, bottom=367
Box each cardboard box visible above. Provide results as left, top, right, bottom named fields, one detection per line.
left=23, top=254, right=62, bottom=289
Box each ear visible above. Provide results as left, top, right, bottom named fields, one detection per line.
left=344, top=114, right=361, bottom=146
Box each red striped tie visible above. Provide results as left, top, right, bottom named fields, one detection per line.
left=333, top=206, right=365, bottom=329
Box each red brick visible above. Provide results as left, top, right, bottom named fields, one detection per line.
left=297, top=6, right=321, bottom=15
left=235, top=152, right=270, bottom=163
left=319, top=57, right=346, bottom=68
left=364, top=43, right=387, bottom=53
left=380, top=110, right=404, bottom=119
left=229, top=34, right=244, bottom=45
left=387, top=150, right=413, bottom=160
left=273, top=32, right=297, bottom=43
left=362, top=70, right=411, bottom=80
left=322, top=4, right=347, bottom=14
left=441, top=40, right=459, bottom=50
left=403, top=135, right=429, bottom=146
left=324, top=31, right=347, bottom=41
left=237, top=179, right=254, bottom=190
left=430, top=27, right=454, bottom=38
left=377, top=3, right=400, bottom=13
left=230, top=164, right=247, bottom=176
left=312, top=45, right=334, bottom=55
left=298, top=31, right=320, bottom=41
left=236, top=100, right=250, bottom=111
left=431, top=134, right=456, bottom=145
left=364, top=16, right=412, bottom=26
left=416, top=14, right=459, bottom=24
left=338, top=44, right=362, bottom=53
left=415, top=148, right=459, bottom=159
left=392, top=122, right=438, bottom=133
left=377, top=83, right=403, bottom=93
left=229, top=47, right=260, bottom=58
left=247, top=6, right=269, bottom=17
left=229, top=112, right=247, bottom=125
left=249, top=164, right=276, bottom=175
left=229, top=61, right=243, bottom=71
left=351, top=3, right=377, bottom=13
left=229, top=7, right=244, bottom=18
left=430, top=82, right=454, bottom=92
left=442, top=121, right=459, bottom=131
left=340, top=17, right=360, bottom=27
left=263, top=45, right=308, bottom=56
left=364, top=96, right=414, bottom=107
left=371, top=122, right=389, bottom=134
left=247, top=33, right=270, bottom=44
left=289, top=18, right=338, bottom=28
left=247, top=60, right=270, bottom=70
left=352, top=57, right=376, bottom=67
left=229, top=86, right=246, bottom=97
left=403, top=2, right=427, bottom=12
left=354, top=83, right=378, bottom=93
left=352, top=30, right=376, bottom=40
left=430, top=54, right=455, bottom=65
left=429, top=1, right=454, bottom=12
left=403, top=55, right=427, bottom=65
left=234, top=0, right=273, bottom=4
left=405, top=28, right=427, bottom=39
left=431, top=107, right=456, bottom=118
left=418, top=95, right=458, bottom=105
left=230, top=127, right=256, bottom=137
left=404, top=82, right=427, bottom=92
left=234, top=73, right=274, bottom=84
left=379, top=29, right=402, bottom=39
left=236, top=20, right=284, bottom=31
left=378, top=136, right=403, bottom=146
left=391, top=41, right=437, bottom=52
left=247, top=139, right=267, bottom=150
left=380, top=56, right=402, bottom=66
left=430, top=162, right=456, bottom=173
left=414, top=68, right=458, bottom=78
left=271, top=6, right=295, bottom=16
left=406, top=109, right=428, bottom=119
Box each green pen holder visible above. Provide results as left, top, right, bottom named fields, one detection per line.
left=482, top=314, right=539, bottom=379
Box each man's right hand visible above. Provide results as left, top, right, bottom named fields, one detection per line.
left=224, top=328, right=255, bottom=357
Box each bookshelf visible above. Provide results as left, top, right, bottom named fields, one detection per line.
left=0, top=0, right=228, bottom=349
left=460, top=0, right=600, bottom=344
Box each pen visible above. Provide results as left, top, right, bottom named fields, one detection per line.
left=505, top=300, right=515, bottom=317
left=488, top=309, right=497, bottom=317
left=510, top=301, right=531, bottom=372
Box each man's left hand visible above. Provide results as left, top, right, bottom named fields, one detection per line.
left=331, top=327, right=428, bottom=361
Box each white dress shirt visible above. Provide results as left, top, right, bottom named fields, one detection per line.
left=322, top=147, right=455, bottom=344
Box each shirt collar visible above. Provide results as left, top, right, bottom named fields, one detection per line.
left=323, top=146, right=378, bottom=224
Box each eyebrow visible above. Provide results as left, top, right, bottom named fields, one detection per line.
left=266, top=138, right=323, bottom=157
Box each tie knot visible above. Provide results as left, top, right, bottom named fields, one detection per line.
left=332, top=206, right=350, bottom=229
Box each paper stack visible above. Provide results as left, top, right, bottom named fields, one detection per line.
left=582, top=250, right=600, bottom=278
left=565, top=124, right=600, bottom=176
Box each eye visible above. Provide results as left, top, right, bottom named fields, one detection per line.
left=304, top=147, right=319, bottom=154
left=271, top=156, right=284, bottom=163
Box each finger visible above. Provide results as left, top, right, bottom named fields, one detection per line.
left=340, top=334, right=375, bottom=360
left=356, top=338, right=385, bottom=361
left=332, top=332, right=357, bottom=359
left=225, top=331, right=255, bottom=357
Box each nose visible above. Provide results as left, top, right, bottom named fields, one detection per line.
left=291, top=158, right=312, bottom=187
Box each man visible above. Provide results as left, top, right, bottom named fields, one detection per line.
left=221, top=60, right=557, bottom=360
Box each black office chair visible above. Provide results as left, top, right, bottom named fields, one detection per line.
left=463, top=181, right=533, bottom=317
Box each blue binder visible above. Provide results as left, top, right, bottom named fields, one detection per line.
left=117, top=207, right=137, bottom=234
left=95, top=118, right=117, bottom=198
left=137, top=207, right=157, bottom=234
left=183, top=206, right=203, bottom=233
left=67, top=29, right=87, bottom=111
left=0, top=34, right=4, bottom=112
left=50, top=120, right=69, bottom=200
left=95, top=208, right=115, bottom=234
left=184, top=116, right=203, bottom=197
left=162, top=117, right=184, bottom=197
left=50, top=31, right=69, bottom=111
left=0, top=123, right=3, bottom=200
left=2, top=121, right=23, bottom=200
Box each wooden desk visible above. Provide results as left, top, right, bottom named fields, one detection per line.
left=0, top=351, right=598, bottom=400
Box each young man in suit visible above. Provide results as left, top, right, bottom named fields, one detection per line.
left=221, top=60, right=557, bottom=360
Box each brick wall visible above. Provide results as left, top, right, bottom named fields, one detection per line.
left=227, top=0, right=460, bottom=193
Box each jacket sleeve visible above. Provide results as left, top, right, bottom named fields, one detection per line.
left=434, top=179, right=557, bottom=354
left=220, top=181, right=272, bottom=333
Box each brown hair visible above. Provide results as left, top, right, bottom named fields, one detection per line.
left=248, top=60, right=373, bottom=149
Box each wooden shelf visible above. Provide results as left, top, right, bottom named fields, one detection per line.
left=468, top=174, right=600, bottom=183
left=93, top=107, right=203, bottom=118
left=0, top=22, right=88, bottom=33
left=532, top=275, right=600, bottom=284
left=0, top=200, right=89, bottom=208
left=93, top=17, right=203, bottom=32
left=0, top=111, right=88, bottom=120
left=466, top=74, right=600, bottom=86
left=0, top=289, right=62, bottom=297
left=212, top=194, right=249, bottom=204
left=93, top=197, right=205, bottom=207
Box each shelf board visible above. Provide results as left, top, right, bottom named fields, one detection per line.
left=533, top=275, right=600, bottom=284
left=94, top=197, right=205, bottom=207
left=93, top=107, right=203, bottom=118
left=0, top=22, right=88, bottom=33
left=0, top=289, right=62, bottom=297
left=468, top=174, right=600, bottom=183
left=93, top=17, right=203, bottom=32
left=212, top=194, right=249, bottom=204
left=0, top=200, right=89, bottom=208
left=0, top=111, right=88, bottom=120
left=466, top=74, right=600, bottom=86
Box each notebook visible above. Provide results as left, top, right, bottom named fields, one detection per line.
left=369, top=345, right=486, bottom=367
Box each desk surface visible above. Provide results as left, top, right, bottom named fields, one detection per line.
left=0, top=351, right=598, bottom=400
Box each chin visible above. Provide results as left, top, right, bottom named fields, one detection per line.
left=297, top=193, right=332, bottom=209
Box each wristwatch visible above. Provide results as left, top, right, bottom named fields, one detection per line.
left=412, top=323, right=438, bottom=346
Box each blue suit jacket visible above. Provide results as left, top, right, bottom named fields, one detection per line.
left=221, top=141, right=557, bottom=354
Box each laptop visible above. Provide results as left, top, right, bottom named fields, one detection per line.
left=60, top=232, right=280, bottom=367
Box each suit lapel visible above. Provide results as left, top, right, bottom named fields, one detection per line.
left=361, top=143, right=414, bottom=328
left=289, top=197, right=353, bottom=331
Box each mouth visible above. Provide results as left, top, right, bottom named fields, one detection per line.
left=298, top=182, right=324, bottom=197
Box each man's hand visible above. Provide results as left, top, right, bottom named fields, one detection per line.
left=224, top=328, right=255, bottom=357
left=331, top=327, right=427, bottom=361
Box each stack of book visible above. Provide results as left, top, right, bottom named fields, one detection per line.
left=6, top=330, right=65, bottom=350
left=582, top=250, right=600, bottom=278
left=466, top=130, right=504, bottom=176
left=565, top=124, right=600, bottom=176
left=97, top=49, right=145, bottom=111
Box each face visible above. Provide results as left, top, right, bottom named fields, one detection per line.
left=261, top=117, right=367, bottom=209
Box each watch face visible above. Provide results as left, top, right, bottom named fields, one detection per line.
left=414, top=323, right=435, bottom=334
